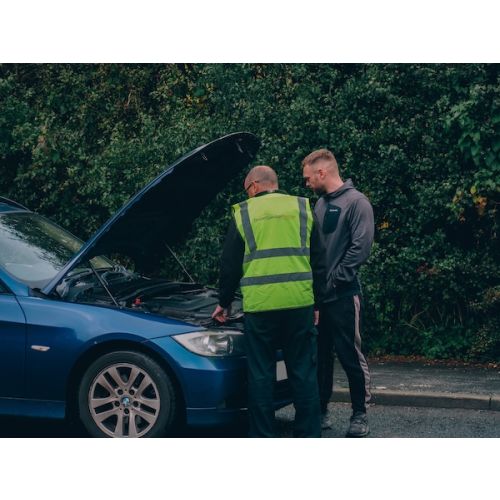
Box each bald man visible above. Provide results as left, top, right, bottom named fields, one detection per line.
left=212, top=165, right=326, bottom=437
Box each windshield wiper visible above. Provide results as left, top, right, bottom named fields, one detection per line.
left=31, top=287, right=51, bottom=299
left=66, top=268, right=96, bottom=279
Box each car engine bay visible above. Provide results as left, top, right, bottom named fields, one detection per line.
left=54, top=267, right=244, bottom=328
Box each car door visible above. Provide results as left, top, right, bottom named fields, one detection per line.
left=0, top=281, right=26, bottom=398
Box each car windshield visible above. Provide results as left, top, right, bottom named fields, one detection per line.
left=0, top=212, right=113, bottom=289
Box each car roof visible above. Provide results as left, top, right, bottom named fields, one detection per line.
left=0, top=197, right=30, bottom=214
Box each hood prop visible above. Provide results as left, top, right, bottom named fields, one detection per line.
left=89, top=261, right=121, bottom=308
left=165, top=244, right=195, bottom=283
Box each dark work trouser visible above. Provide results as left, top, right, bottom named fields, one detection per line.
left=318, top=295, right=371, bottom=414
left=244, top=305, right=321, bottom=438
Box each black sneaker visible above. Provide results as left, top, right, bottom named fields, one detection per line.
left=346, top=412, right=369, bottom=437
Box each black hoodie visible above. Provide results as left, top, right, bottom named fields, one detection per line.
left=313, top=179, right=374, bottom=302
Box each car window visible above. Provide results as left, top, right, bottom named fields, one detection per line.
left=0, top=212, right=113, bottom=289
left=0, top=280, right=10, bottom=294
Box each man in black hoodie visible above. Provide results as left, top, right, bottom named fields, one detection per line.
left=302, top=149, right=374, bottom=437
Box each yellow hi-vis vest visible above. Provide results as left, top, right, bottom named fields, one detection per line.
left=232, top=192, right=314, bottom=312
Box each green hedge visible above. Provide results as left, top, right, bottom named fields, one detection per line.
left=1, top=64, right=498, bottom=361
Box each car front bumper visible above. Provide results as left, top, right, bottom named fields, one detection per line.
left=145, top=336, right=292, bottom=427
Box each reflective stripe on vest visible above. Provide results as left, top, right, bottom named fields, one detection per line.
left=232, top=193, right=314, bottom=312
left=240, top=271, right=313, bottom=287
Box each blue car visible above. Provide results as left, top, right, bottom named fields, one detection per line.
left=0, top=132, right=290, bottom=437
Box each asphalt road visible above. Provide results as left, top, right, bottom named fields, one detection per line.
left=0, top=403, right=498, bottom=438
left=276, top=403, right=500, bottom=438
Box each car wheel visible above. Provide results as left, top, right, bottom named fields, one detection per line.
left=78, top=351, right=177, bottom=438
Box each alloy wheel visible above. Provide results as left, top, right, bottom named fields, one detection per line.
left=88, top=363, right=161, bottom=438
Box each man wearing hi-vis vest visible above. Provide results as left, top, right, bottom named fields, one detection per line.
left=212, top=165, right=326, bottom=437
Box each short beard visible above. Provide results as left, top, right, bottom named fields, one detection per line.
left=313, top=185, right=327, bottom=196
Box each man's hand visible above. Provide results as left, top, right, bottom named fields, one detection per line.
left=212, top=304, right=231, bottom=323
left=314, top=309, right=320, bottom=326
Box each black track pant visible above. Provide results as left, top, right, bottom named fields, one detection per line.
left=244, top=305, right=321, bottom=438
left=318, top=295, right=371, bottom=414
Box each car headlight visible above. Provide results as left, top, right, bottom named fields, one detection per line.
left=173, top=330, right=245, bottom=357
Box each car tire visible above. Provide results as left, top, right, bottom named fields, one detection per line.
left=78, top=350, right=177, bottom=438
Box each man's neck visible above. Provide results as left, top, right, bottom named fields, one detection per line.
left=254, top=187, right=278, bottom=197
left=324, top=177, right=344, bottom=194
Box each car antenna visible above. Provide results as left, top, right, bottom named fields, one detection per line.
left=165, top=244, right=195, bottom=283
left=88, top=260, right=121, bottom=308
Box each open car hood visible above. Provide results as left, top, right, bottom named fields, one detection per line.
left=42, top=132, right=259, bottom=295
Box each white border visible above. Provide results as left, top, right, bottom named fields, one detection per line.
left=1, top=439, right=497, bottom=499
left=0, top=1, right=499, bottom=62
